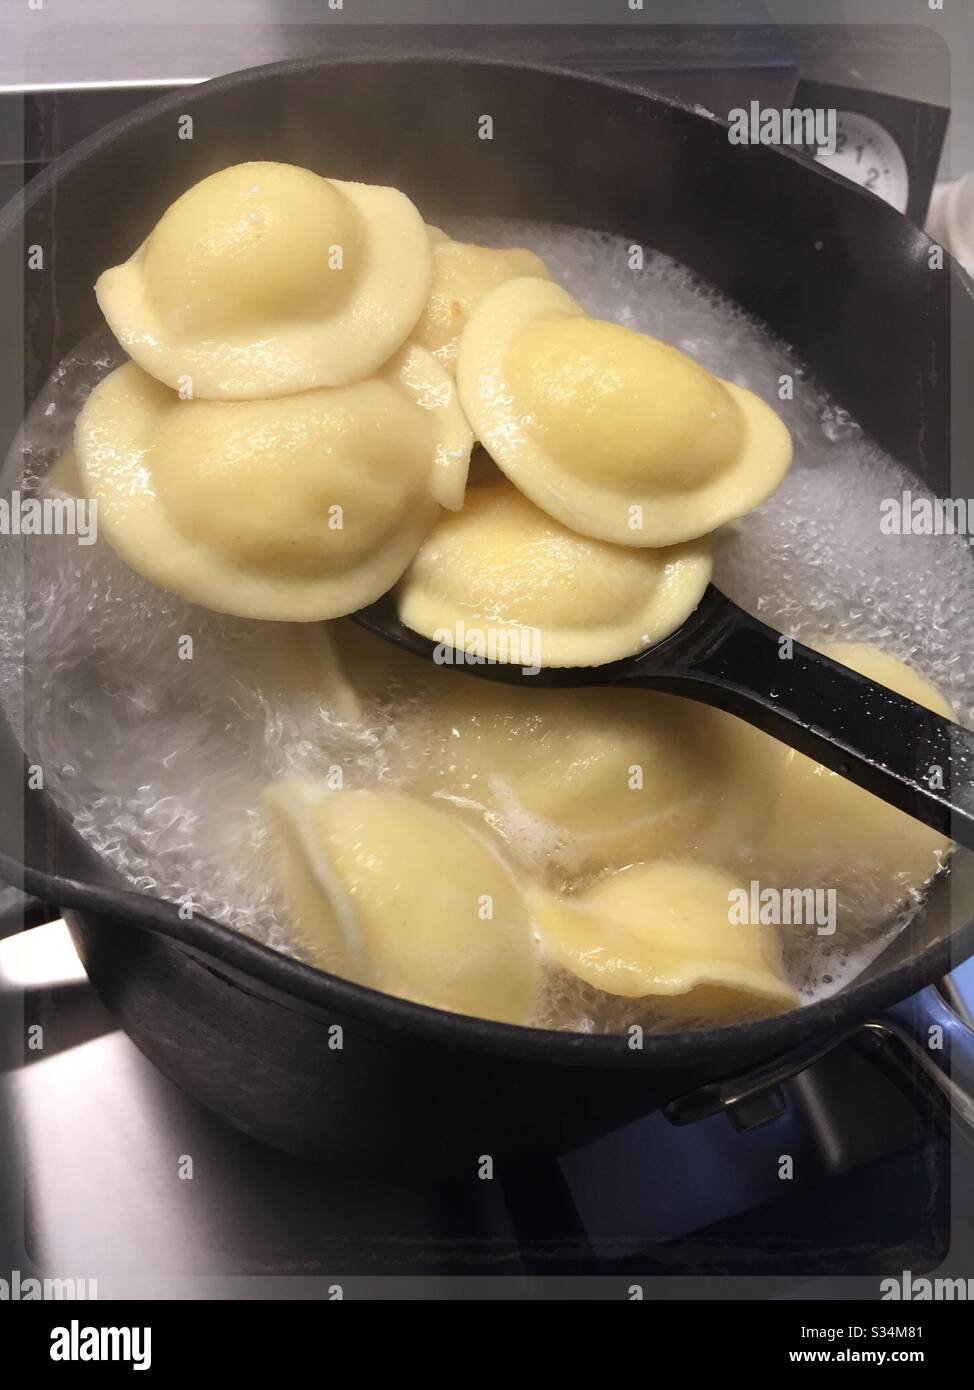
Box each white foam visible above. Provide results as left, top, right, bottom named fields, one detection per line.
left=3, top=218, right=972, bottom=1032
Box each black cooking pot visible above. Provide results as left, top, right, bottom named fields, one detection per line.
left=2, top=56, right=974, bottom=1176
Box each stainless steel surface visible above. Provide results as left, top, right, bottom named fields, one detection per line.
left=1, top=920, right=519, bottom=1293
left=1, top=917, right=965, bottom=1293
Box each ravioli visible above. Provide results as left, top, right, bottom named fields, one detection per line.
left=758, top=643, right=955, bottom=905
left=333, top=618, right=778, bottom=869
left=396, top=478, right=712, bottom=668
left=343, top=648, right=776, bottom=874
left=427, top=688, right=780, bottom=872
left=74, top=348, right=472, bottom=621
left=411, top=232, right=550, bottom=372
left=96, top=162, right=432, bottom=399
left=247, top=622, right=361, bottom=723
left=530, top=861, right=799, bottom=1016
left=456, top=277, right=792, bottom=546
left=264, top=781, right=539, bottom=1024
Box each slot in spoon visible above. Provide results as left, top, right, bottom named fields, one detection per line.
left=353, top=583, right=974, bottom=850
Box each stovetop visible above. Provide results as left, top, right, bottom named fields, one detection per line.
left=1, top=915, right=968, bottom=1296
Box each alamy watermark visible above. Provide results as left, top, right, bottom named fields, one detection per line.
left=0, top=491, right=96, bottom=544
left=433, top=622, right=541, bottom=676
left=0, top=1268, right=97, bottom=1299
left=881, top=1270, right=974, bottom=1300
left=50, top=1320, right=151, bottom=1372
left=728, top=101, right=837, bottom=153
left=728, top=880, right=837, bottom=936
left=880, top=490, right=974, bottom=540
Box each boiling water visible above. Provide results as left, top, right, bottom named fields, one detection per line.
left=3, top=219, right=972, bottom=1032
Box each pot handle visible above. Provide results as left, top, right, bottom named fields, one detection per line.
left=863, top=986, right=974, bottom=1139
left=664, top=985, right=974, bottom=1143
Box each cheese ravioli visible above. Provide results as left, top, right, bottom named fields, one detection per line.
left=75, top=348, right=472, bottom=621
left=96, top=162, right=432, bottom=399
left=531, top=861, right=799, bottom=1017
left=338, top=632, right=777, bottom=873
left=411, top=230, right=550, bottom=372
left=457, top=277, right=792, bottom=547
left=758, top=642, right=955, bottom=903
left=396, top=478, right=712, bottom=668
left=264, top=781, right=539, bottom=1024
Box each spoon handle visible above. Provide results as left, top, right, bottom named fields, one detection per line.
left=620, top=587, right=974, bottom=849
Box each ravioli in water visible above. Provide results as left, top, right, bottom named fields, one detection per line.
left=335, top=622, right=780, bottom=872
left=758, top=643, right=955, bottom=906
left=415, top=687, right=782, bottom=873
left=411, top=231, right=550, bottom=372
left=396, top=478, right=712, bottom=667
left=530, top=862, right=799, bottom=1017
left=263, top=781, right=539, bottom=1024
left=75, top=348, right=472, bottom=621
left=96, top=162, right=432, bottom=399
left=456, top=277, right=792, bottom=546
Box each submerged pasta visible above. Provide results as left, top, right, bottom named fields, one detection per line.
left=334, top=622, right=780, bottom=873
left=424, top=689, right=782, bottom=873
left=758, top=643, right=955, bottom=904
left=411, top=232, right=550, bottom=371
left=74, top=349, right=472, bottom=621
left=96, top=162, right=432, bottom=399
left=456, top=277, right=792, bottom=546
left=263, top=781, right=539, bottom=1024
left=530, top=861, right=799, bottom=1017
left=396, top=478, right=712, bottom=667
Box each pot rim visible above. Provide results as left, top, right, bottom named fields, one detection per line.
left=20, top=855, right=974, bottom=1069
left=3, top=51, right=925, bottom=238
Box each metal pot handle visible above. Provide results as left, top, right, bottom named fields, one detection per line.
left=664, top=985, right=974, bottom=1142
left=865, top=986, right=974, bottom=1137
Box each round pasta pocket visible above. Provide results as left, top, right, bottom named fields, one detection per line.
left=411, top=230, right=550, bottom=372
left=264, top=782, right=539, bottom=1025
left=397, top=478, right=712, bottom=668
left=96, top=161, right=432, bottom=398
left=75, top=349, right=471, bottom=621
left=758, top=642, right=955, bottom=907
left=457, top=277, right=792, bottom=546
left=531, top=861, right=799, bottom=1018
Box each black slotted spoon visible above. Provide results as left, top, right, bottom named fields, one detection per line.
left=353, top=583, right=974, bottom=850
